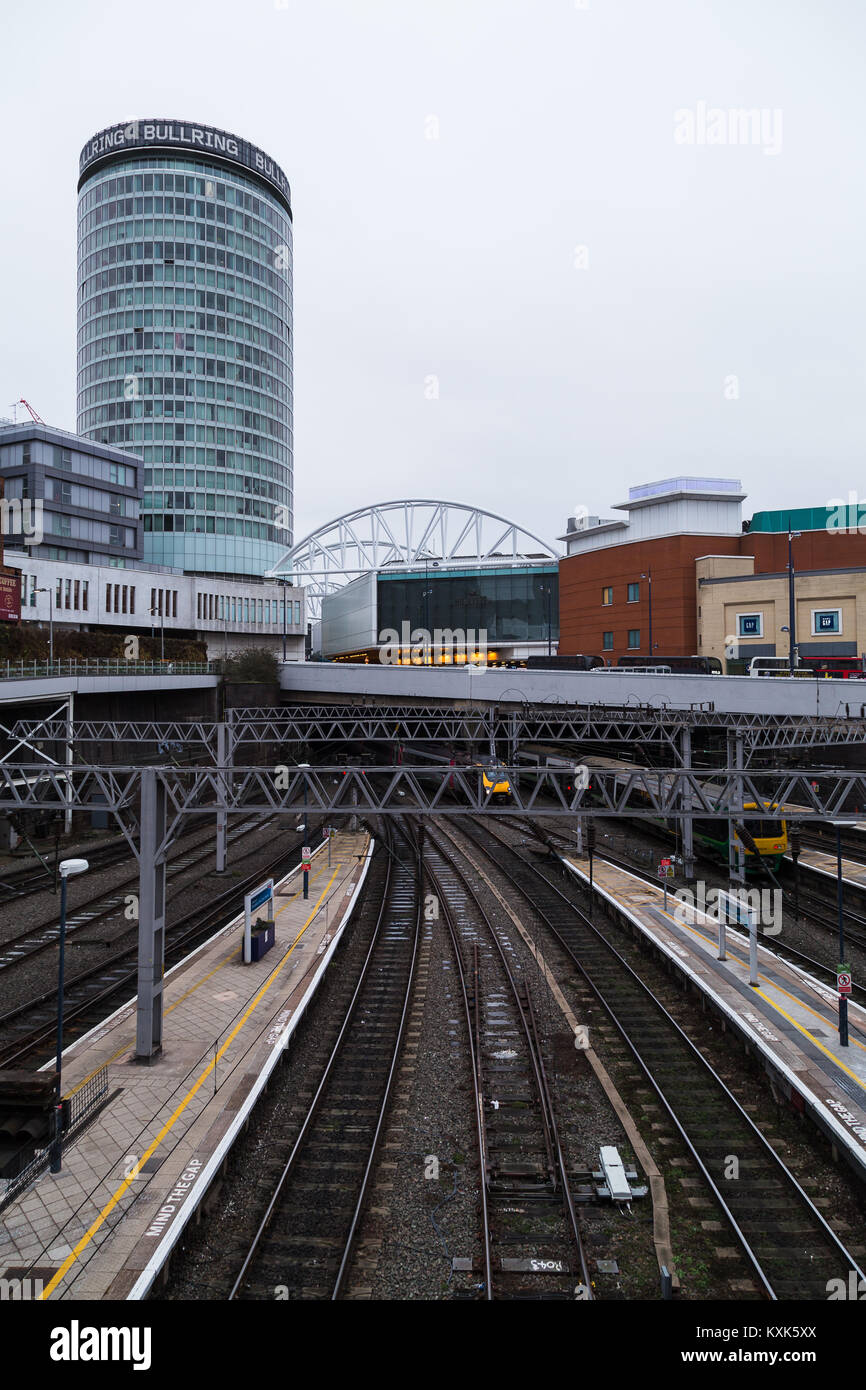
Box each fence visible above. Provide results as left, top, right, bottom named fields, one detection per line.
left=0, top=660, right=219, bottom=681
left=0, top=1065, right=110, bottom=1215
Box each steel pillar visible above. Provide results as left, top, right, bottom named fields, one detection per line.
left=681, top=726, right=695, bottom=878
left=136, top=768, right=167, bottom=1060
left=216, top=722, right=227, bottom=873
left=64, top=692, right=74, bottom=836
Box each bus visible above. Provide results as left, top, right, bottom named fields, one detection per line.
left=615, top=654, right=722, bottom=675
left=525, top=654, right=604, bottom=671
left=800, top=655, right=866, bottom=679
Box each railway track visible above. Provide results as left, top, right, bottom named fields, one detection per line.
left=453, top=816, right=865, bottom=1299
left=420, top=820, right=592, bottom=1301
left=0, top=825, right=321, bottom=1069
left=0, top=836, right=137, bottom=904
left=0, top=816, right=279, bottom=976
left=519, top=818, right=866, bottom=1005
left=228, top=819, right=421, bottom=1301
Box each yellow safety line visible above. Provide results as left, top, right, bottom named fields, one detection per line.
left=750, top=988, right=866, bottom=1093
left=61, top=859, right=337, bottom=1098
left=591, top=860, right=866, bottom=1095
left=39, top=864, right=343, bottom=1300
left=663, top=911, right=866, bottom=1056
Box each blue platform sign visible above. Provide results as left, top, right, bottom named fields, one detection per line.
left=249, top=884, right=273, bottom=914
left=244, top=878, right=274, bottom=963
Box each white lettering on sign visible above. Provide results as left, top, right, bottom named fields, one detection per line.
left=79, top=125, right=284, bottom=199
left=267, top=1008, right=292, bottom=1046
left=144, top=1158, right=203, bottom=1236
left=824, top=1096, right=866, bottom=1146
left=742, top=1010, right=779, bottom=1043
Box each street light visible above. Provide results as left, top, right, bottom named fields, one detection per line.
left=50, top=857, right=89, bottom=1173
left=35, top=587, right=54, bottom=665
left=298, top=763, right=310, bottom=899
left=149, top=606, right=165, bottom=661
left=538, top=582, right=553, bottom=657
left=829, top=820, right=851, bottom=1047
left=787, top=527, right=802, bottom=674
left=640, top=572, right=654, bottom=656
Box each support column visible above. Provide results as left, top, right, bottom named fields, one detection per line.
left=64, top=693, right=74, bottom=836
left=735, top=732, right=746, bottom=883
left=508, top=710, right=518, bottom=789
left=681, top=726, right=695, bottom=879
left=726, top=733, right=736, bottom=886
left=216, top=721, right=227, bottom=874
left=136, top=768, right=167, bottom=1060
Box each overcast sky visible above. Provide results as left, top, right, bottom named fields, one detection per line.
left=2, top=0, right=864, bottom=549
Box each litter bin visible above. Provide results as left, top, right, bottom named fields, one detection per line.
left=249, top=917, right=275, bottom=962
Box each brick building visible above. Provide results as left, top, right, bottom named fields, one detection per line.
left=558, top=478, right=866, bottom=664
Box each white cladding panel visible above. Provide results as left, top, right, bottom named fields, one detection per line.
left=320, top=572, right=378, bottom=657
left=565, top=495, right=744, bottom=555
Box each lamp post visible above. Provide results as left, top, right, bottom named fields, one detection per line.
left=787, top=527, right=802, bottom=674
left=539, top=583, right=553, bottom=657
left=281, top=579, right=288, bottom=663
left=830, top=820, right=850, bottom=1047
left=149, top=606, right=165, bottom=661
left=640, top=572, right=654, bottom=656
left=422, top=558, right=439, bottom=662
left=299, top=763, right=310, bottom=899
left=50, top=857, right=89, bottom=1172
left=36, top=587, right=55, bottom=666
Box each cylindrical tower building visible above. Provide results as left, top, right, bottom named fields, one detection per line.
left=76, top=119, right=292, bottom=578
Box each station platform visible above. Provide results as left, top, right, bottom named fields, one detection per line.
left=563, top=854, right=866, bottom=1189
left=0, top=829, right=373, bottom=1301
left=789, top=844, right=866, bottom=891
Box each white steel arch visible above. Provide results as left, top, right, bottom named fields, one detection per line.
left=268, top=500, right=560, bottom=617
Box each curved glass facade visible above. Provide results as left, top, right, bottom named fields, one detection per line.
left=76, top=128, right=292, bottom=578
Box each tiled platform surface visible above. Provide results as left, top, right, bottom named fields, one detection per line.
left=790, top=844, right=866, bottom=891
left=564, top=854, right=866, bottom=1190
left=0, top=830, right=372, bottom=1301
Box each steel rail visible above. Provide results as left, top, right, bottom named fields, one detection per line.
left=458, top=816, right=866, bottom=1298
left=228, top=821, right=421, bottom=1301
left=421, top=818, right=593, bottom=1298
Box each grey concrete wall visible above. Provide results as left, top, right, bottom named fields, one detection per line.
left=280, top=661, right=866, bottom=718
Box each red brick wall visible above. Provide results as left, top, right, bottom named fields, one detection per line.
left=558, top=529, right=866, bottom=660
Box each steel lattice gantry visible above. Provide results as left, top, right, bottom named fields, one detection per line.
left=3, top=759, right=865, bottom=1064
left=10, top=703, right=866, bottom=759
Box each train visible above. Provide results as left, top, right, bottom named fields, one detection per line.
left=583, top=755, right=788, bottom=872
left=476, top=756, right=512, bottom=801
left=519, top=749, right=788, bottom=872
left=404, top=745, right=513, bottom=802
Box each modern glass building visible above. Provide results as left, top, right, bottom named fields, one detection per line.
left=320, top=563, right=560, bottom=663
left=76, top=119, right=293, bottom=579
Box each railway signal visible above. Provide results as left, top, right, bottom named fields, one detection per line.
left=657, top=856, right=674, bottom=909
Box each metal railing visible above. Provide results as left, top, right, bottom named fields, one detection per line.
left=65, top=1066, right=109, bottom=1128
left=0, top=659, right=219, bottom=681
left=0, top=1066, right=110, bottom=1214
